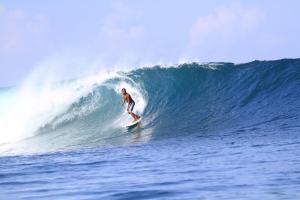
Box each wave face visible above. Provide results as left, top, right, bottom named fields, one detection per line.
left=0, top=59, right=299, bottom=154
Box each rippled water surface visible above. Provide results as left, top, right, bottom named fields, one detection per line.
left=1, top=127, right=300, bottom=200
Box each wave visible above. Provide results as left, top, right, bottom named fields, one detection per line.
left=0, top=58, right=299, bottom=154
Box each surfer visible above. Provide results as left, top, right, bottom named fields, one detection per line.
left=121, top=88, right=140, bottom=122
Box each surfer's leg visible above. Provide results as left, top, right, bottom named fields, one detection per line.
left=134, top=113, right=140, bottom=119
left=131, top=113, right=139, bottom=121
left=128, top=102, right=136, bottom=120
left=129, top=102, right=140, bottom=121
left=132, top=112, right=140, bottom=121
left=130, top=112, right=137, bottom=121
left=130, top=101, right=135, bottom=113
left=128, top=102, right=135, bottom=114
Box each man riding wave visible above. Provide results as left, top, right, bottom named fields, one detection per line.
left=121, top=88, right=140, bottom=122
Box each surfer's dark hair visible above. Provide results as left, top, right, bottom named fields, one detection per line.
left=122, top=88, right=126, bottom=91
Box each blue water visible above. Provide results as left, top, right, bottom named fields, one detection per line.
left=1, top=59, right=300, bottom=199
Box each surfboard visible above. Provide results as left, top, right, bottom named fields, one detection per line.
left=126, top=117, right=142, bottom=128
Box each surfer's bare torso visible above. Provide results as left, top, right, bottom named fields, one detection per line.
left=122, top=93, right=134, bottom=105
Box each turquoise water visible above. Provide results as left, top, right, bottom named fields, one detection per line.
left=0, top=59, right=300, bottom=199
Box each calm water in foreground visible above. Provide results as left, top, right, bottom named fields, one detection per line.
left=1, top=127, right=300, bottom=200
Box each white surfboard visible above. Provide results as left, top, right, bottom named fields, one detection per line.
left=126, top=117, right=142, bottom=128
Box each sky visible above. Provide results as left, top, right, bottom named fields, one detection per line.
left=0, top=0, right=300, bottom=86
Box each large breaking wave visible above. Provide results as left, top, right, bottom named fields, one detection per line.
left=0, top=59, right=299, bottom=154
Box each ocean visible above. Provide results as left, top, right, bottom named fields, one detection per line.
left=0, top=58, right=300, bottom=199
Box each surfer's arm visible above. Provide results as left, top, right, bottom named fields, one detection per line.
left=121, top=96, right=127, bottom=106
left=122, top=94, right=129, bottom=106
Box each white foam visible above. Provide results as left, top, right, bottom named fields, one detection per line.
left=0, top=69, right=118, bottom=144
left=0, top=65, right=151, bottom=147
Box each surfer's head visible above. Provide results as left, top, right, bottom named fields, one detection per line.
left=121, top=88, right=126, bottom=95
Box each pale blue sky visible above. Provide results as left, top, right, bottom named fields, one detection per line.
left=0, top=0, right=299, bottom=86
